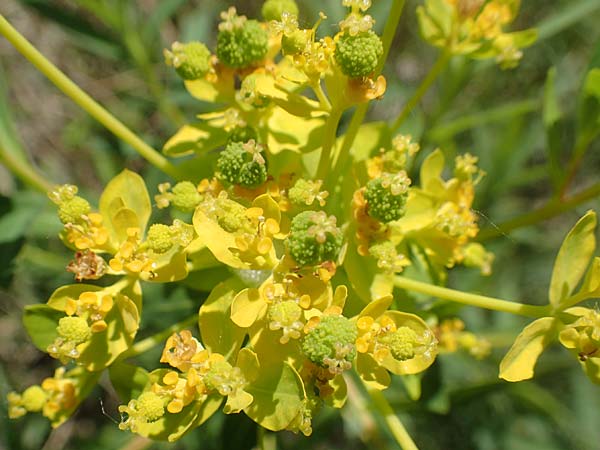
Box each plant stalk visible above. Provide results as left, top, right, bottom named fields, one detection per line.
left=123, top=314, right=198, bottom=358
left=391, top=49, right=452, bottom=132
left=477, top=181, right=600, bottom=241
left=333, top=0, right=407, bottom=170
left=0, top=15, right=182, bottom=180
left=366, top=385, right=419, bottom=450
left=395, top=276, right=550, bottom=318
left=0, top=144, right=53, bottom=192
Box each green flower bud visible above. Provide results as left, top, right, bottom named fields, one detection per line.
left=21, top=386, right=47, bottom=412
left=57, top=316, right=91, bottom=344
left=146, top=224, right=173, bottom=254
left=334, top=30, right=383, bottom=78
left=214, top=194, right=248, bottom=233
left=261, top=0, right=299, bottom=21
left=378, top=326, right=419, bottom=361
left=281, top=29, right=311, bottom=56
left=217, top=141, right=267, bottom=188
left=288, top=178, right=328, bottom=207
left=287, top=211, right=342, bottom=266
left=302, top=316, right=357, bottom=370
left=364, top=172, right=410, bottom=223
left=217, top=20, right=269, bottom=69
left=58, top=196, right=91, bottom=224
left=171, top=181, right=201, bottom=212
left=164, top=41, right=211, bottom=80
left=136, top=392, right=165, bottom=422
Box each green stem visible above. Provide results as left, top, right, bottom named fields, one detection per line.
left=332, top=0, right=406, bottom=170
left=557, top=133, right=597, bottom=199
left=0, top=15, right=182, bottom=180
left=257, top=426, right=276, bottom=450
left=391, top=49, right=452, bottom=132
left=477, top=181, right=600, bottom=241
left=365, top=385, right=419, bottom=450
left=122, top=314, right=197, bottom=358
left=311, top=81, right=332, bottom=111
left=394, top=276, right=550, bottom=318
left=427, top=98, right=539, bottom=141
left=0, top=144, right=53, bottom=192
left=316, top=108, right=343, bottom=180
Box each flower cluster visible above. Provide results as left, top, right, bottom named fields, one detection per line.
left=8, top=0, right=547, bottom=443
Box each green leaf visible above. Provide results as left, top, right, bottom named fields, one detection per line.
left=47, top=283, right=103, bottom=310
left=549, top=210, right=597, bottom=308
left=499, top=317, right=558, bottom=382
left=22, top=304, right=63, bottom=351
left=163, top=122, right=228, bottom=157
left=577, top=68, right=600, bottom=139
left=99, top=170, right=151, bottom=243
left=199, top=278, right=247, bottom=361
left=579, top=257, right=600, bottom=298
left=109, top=363, right=149, bottom=402
left=543, top=67, right=565, bottom=188
left=244, top=360, right=304, bottom=431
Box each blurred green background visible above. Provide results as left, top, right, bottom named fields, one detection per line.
left=1, top=0, right=600, bottom=449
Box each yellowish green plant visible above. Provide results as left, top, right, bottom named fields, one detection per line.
left=2, top=1, right=600, bottom=449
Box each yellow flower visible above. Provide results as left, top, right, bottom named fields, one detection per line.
left=355, top=297, right=437, bottom=380
left=40, top=368, right=77, bottom=422
left=65, top=290, right=114, bottom=332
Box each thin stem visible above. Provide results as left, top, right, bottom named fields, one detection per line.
left=0, top=144, right=53, bottom=192
left=477, top=181, right=600, bottom=241
left=391, top=49, right=452, bottom=132
left=0, top=15, right=182, bottom=180
left=333, top=0, right=406, bottom=170
left=316, top=108, right=343, bottom=180
left=122, top=314, right=197, bottom=358
left=311, top=81, right=332, bottom=111
left=427, top=98, right=539, bottom=141
left=394, top=276, right=550, bottom=318
left=257, top=426, right=276, bottom=450
left=557, top=133, right=596, bottom=199
left=365, top=385, right=419, bottom=450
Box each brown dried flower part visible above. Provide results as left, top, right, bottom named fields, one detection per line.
left=66, top=249, right=107, bottom=281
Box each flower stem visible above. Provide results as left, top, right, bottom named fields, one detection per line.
left=257, top=426, right=276, bottom=450
left=332, top=0, right=406, bottom=170
left=365, top=385, right=419, bottom=450
left=0, top=143, right=53, bottom=192
left=557, top=132, right=597, bottom=199
left=0, top=15, right=182, bottom=180
left=391, top=49, right=452, bottom=132
left=316, top=108, right=343, bottom=180
left=477, top=181, right=600, bottom=241
left=122, top=314, right=198, bottom=358
left=394, top=276, right=550, bottom=318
